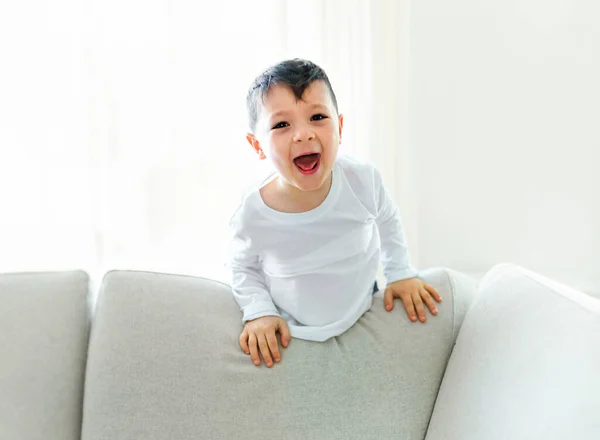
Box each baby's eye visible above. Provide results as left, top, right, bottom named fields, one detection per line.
left=272, top=121, right=289, bottom=130
left=311, top=114, right=327, bottom=121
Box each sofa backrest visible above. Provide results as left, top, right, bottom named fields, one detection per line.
left=81, top=267, right=476, bottom=440
left=0, top=270, right=90, bottom=440
left=425, top=263, right=600, bottom=440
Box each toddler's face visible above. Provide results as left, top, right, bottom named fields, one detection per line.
left=247, top=80, right=343, bottom=193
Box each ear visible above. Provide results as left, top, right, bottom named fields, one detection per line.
left=338, top=114, right=344, bottom=144
left=246, top=133, right=266, bottom=160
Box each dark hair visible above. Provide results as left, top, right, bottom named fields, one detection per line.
left=246, top=58, right=339, bottom=132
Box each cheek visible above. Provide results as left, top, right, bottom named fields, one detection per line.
left=320, top=124, right=339, bottom=143
left=324, top=128, right=340, bottom=150
left=266, top=136, right=291, bottom=164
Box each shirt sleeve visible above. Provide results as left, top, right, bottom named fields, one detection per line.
left=373, top=168, right=419, bottom=283
left=228, top=216, right=281, bottom=323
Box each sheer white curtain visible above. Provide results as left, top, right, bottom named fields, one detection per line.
left=0, top=0, right=413, bottom=284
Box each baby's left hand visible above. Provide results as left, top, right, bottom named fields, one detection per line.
left=383, top=278, right=442, bottom=323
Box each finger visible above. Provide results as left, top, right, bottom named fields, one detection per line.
left=248, top=333, right=260, bottom=366
left=425, top=283, right=443, bottom=302
left=258, top=334, right=274, bottom=367
left=278, top=319, right=291, bottom=348
left=412, top=291, right=427, bottom=322
left=383, top=288, right=395, bottom=311
left=266, top=331, right=281, bottom=363
left=239, top=330, right=250, bottom=355
left=421, top=288, right=439, bottom=315
left=400, top=294, right=417, bottom=322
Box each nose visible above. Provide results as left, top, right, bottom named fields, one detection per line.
left=293, top=125, right=315, bottom=143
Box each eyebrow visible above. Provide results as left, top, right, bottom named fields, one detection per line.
left=268, top=104, right=330, bottom=120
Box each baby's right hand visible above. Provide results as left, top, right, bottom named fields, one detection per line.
left=239, top=316, right=291, bottom=368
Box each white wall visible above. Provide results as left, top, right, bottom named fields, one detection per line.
left=409, top=0, right=600, bottom=296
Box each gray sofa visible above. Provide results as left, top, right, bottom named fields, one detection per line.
left=1, top=264, right=599, bottom=440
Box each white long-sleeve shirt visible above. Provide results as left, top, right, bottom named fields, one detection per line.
left=228, top=155, right=418, bottom=342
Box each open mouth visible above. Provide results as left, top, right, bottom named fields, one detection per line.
left=293, top=153, right=321, bottom=175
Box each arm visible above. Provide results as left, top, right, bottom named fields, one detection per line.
left=229, top=226, right=280, bottom=323
left=372, top=168, right=442, bottom=321
left=373, top=168, right=419, bottom=283
left=230, top=226, right=291, bottom=368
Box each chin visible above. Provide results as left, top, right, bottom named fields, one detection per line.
left=295, top=173, right=330, bottom=192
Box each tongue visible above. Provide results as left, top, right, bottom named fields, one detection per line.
left=294, top=153, right=319, bottom=171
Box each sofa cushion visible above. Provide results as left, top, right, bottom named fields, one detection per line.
left=0, top=270, right=90, bottom=440
left=82, top=267, right=475, bottom=440
left=425, top=263, right=600, bottom=440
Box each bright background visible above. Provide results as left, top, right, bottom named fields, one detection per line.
left=1, top=0, right=598, bottom=297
